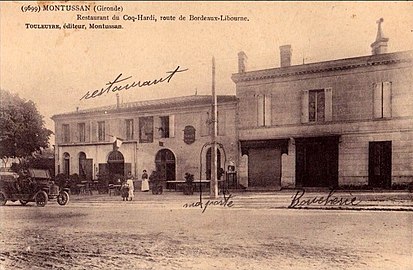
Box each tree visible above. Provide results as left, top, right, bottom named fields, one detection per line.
left=0, top=89, right=53, bottom=167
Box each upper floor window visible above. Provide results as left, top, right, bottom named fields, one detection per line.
left=62, top=124, right=70, bottom=143
left=301, top=88, right=332, bottom=123
left=200, top=111, right=226, bottom=136
left=309, top=90, right=325, bottom=122
left=78, top=123, right=86, bottom=142
left=139, top=116, right=153, bottom=143
left=159, top=116, right=169, bottom=138
left=373, top=82, right=392, bottom=119
left=257, top=94, right=272, bottom=127
left=125, top=119, right=134, bottom=140
left=98, top=121, right=105, bottom=141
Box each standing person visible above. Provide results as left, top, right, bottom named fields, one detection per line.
left=141, top=170, right=149, bottom=192
left=126, top=171, right=134, bottom=201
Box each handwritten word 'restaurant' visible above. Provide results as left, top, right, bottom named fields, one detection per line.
left=80, top=66, right=188, bottom=100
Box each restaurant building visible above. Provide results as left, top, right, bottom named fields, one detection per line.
left=51, top=95, right=238, bottom=184
left=232, top=19, right=413, bottom=190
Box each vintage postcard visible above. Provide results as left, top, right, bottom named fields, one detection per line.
left=1, top=1, right=412, bottom=269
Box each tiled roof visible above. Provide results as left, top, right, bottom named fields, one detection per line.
left=52, top=95, right=237, bottom=118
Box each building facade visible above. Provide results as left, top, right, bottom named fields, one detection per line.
left=232, top=22, right=413, bottom=190
left=51, top=95, right=238, bottom=183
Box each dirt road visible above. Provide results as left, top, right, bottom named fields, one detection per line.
left=0, top=195, right=412, bottom=270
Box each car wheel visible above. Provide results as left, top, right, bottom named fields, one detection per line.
left=0, top=192, right=7, bottom=206
left=57, top=191, right=69, bottom=206
left=35, top=191, right=48, bottom=207
left=19, top=200, right=28, bottom=206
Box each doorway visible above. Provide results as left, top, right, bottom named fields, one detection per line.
left=206, top=148, right=221, bottom=180
left=107, top=150, right=125, bottom=179
left=155, top=149, right=176, bottom=181
left=295, top=136, right=339, bottom=188
left=369, top=141, right=392, bottom=188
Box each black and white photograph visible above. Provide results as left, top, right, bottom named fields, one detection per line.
left=0, top=1, right=412, bottom=269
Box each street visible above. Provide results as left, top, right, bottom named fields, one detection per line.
left=0, top=193, right=412, bottom=270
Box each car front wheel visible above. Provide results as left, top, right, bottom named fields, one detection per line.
left=57, top=191, right=69, bottom=206
left=35, top=191, right=48, bottom=207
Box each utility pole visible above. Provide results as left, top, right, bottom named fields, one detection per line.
left=210, top=56, right=218, bottom=199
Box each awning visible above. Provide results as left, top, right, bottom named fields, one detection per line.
left=240, top=139, right=289, bottom=155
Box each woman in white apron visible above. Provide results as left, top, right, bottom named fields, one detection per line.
left=141, top=170, right=149, bottom=192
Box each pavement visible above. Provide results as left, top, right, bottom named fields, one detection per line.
left=69, top=189, right=413, bottom=212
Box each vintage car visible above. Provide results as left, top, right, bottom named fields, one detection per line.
left=0, top=169, right=70, bottom=207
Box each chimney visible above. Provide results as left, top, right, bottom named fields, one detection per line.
left=280, top=45, right=292, bottom=67
left=116, top=93, right=120, bottom=109
left=238, top=51, right=248, bottom=73
left=370, top=18, right=389, bottom=55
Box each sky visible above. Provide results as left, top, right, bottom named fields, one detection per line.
left=1, top=1, right=413, bottom=144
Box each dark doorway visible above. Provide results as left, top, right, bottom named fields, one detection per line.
left=369, top=141, right=392, bottom=188
left=206, top=148, right=221, bottom=180
left=78, top=152, right=93, bottom=181
left=107, top=150, right=125, bottom=180
left=155, top=149, right=176, bottom=181
left=295, top=136, right=339, bottom=188
left=63, top=152, right=70, bottom=176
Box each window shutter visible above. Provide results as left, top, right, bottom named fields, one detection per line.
left=169, top=115, right=175, bottom=138
left=154, top=116, right=161, bottom=139
left=200, top=111, right=209, bottom=137
left=217, top=110, right=226, bottom=136
left=119, top=119, right=125, bottom=139
left=70, top=124, right=76, bottom=142
left=257, top=94, right=264, bottom=126
left=134, top=118, right=140, bottom=141
left=91, top=122, right=97, bottom=142
left=382, top=82, right=392, bottom=118
left=264, top=94, right=272, bottom=126
left=373, top=82, right=382, bottom=118
left=85, top=121, right=90, bottom=142
left=301, top=90, right=309, bottom=123
left=324, top=88, right=333, bottom=121
left=105, top=121, right=110, bottom=142
left=57, top=124, right=62, bottom=144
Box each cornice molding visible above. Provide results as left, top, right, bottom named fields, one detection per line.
left=232, top=50, right=413, bottom=84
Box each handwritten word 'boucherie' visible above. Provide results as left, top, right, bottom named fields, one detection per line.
left=80, top=66, right=188, bottom=100
left=288, top=189, right=361, bottom=208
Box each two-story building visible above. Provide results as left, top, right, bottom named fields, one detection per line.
left=232, top=20, right=413, bottom=190
left=51, top=95, right=238, bottom=183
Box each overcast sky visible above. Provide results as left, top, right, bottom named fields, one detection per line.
left=1, top=1, right=413, bottom=142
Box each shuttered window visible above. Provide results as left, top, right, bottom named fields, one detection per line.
left=62, top=124, right=70, bottom=143
left=373, top=82, right=392, bottom=119
left=301, top=88, right=333, bottom=123
left=257, top=94, right=271, bottom=127
left=217, top=110, right=226, bottom=136
left=125, top=119, right=134, bottom=140
left=78, top=123, right=86, bottom=142
left=98, top=121, right=105, bottom=141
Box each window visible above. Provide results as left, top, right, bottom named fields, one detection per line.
left=62, top=124, right=70, bottom=143
left=301, top=88, right=332, bottom=123
left=125, top=119, right=134, bottom=140
left=159, top=116, right=169, bottom=138
left=98, top=121, right=106, bottom=141
left=78, top=123, right=86, bottom=142
left=373, top=82, right=392, bottom=118
left=309, top=90, right=325, bottom=122
left=139, top=116, right=153, bottom=143
left=257, top=94, right=271, bottom=127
